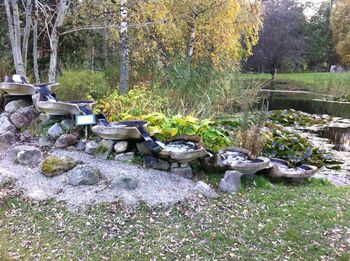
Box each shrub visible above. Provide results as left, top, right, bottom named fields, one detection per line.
left=57, top=70, right=112, bottom=101
left=96, top=86, right=169, bottom=120
left=120, top=112, right=233, bottom=151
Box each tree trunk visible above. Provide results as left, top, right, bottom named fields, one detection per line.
left=4, top=0, right=25, bottom=77
left=48, top=0, right=69, bottom=83
left=22, top=0, right=32, bottom=72
left=4, top=0, right=16, bottom=72
left=119, top=0, right=129, bottom=95
left=103, top=7, right=109, bottom=67
left=33, top=0, right=40, bottom=83
left=12, top=0, right=26, bottom=77
left=188, top=11, right=197, bottom=63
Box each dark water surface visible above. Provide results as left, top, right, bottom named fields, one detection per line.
left=264, top=91, right=350, bottom=152
left=265, top=91, right=350, bottom=119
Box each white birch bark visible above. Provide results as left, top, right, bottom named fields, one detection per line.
left=22, top=0, right=32, bottom=72
left=119, top=0, right=129, bottom=95
left=48, top=0, right=69, bottom=83
left=188, top=11, right=196, bottom=63
left=33, top=0, right=40, bottom=83
left=12, top=0, right=26, bottom=77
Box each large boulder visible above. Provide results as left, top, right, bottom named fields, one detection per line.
left=114, top=141, right=129, bottom=154
left=48, top=123, right=63, bottom=138
left=0, top=114, right=16, bottom=134
left=195, top=181, right=218, bottom=198
left=41, top=156, right=79, bottom=178
left=219, top=170, right=243, bottom=193
left=114, top=152, right=135, bottom=162
left=4, top=99, right=30, bottom=113
left=0, top=131, right=17, bottom=150
left=55, top=134, right=78, bottom=148
left=13, top=145, right=43, bottom=166
left=113, top=177, right=139, bottom=190
left=85, top=141, right=98, bottom=155
left=10, top=112, right=31, bottom=129
left=61, top=119, right=75, bottom=130
left=171, top=166, right=193, bottom=179
left=17, top=106, right=38, bottom=121
left=144, top=156, right=170, bottom=171
left=95, top=139, right=114, bottom=159
left=67, top=165, right=102, bottom=186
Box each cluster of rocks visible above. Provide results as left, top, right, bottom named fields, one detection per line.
left=0, top=99, right=38, bottom=150
left=0, top=97, right=247, bottom=209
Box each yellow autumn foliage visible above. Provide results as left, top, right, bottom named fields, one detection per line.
left=331, top=0, right=350, bottom=66
left=74, top=0, right=262, bottom=68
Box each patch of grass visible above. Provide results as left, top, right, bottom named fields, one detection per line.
left=1, top=181, right=350, bottom=259
left=241, top=72, right=350, bottom=96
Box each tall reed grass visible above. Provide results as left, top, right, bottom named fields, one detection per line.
left=153, top=60, right=264, bottom=118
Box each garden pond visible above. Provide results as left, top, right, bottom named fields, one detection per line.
left=264, top=90, right=350, bottom=153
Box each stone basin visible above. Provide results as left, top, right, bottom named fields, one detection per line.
left=1, top=82, right=60, bottom=96
left=32, top=93, right=96, bottom=116
left=159, top=136, right=211, bottom=163
left=91, top=120, right=148, bottom=140
left=215, top=147, right=271, bottom=174
left=0, top=82, right=36, bottom=96
left=268, top=158, right=318, bottom=180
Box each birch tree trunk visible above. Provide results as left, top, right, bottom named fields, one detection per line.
left=103, top=7, right=109, bottom=67
left=4, top=0, right=25, bottom=77
left=48, top=0, right=69, bottom=83
left=33, top=0, right=40, bottom=83
left=188, top=11, right=196, bottom=63
left=119, top=0, right=129, bottom=95
left=12, top=0, right=26, bottom=77
left=4, top=0, right=16, bottom=71
left=22, top=0, right=32, bottom=72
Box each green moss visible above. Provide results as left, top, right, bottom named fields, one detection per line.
left=41, top=156, right=78, bottom=177
left=95, top=145, right=109, bottom=155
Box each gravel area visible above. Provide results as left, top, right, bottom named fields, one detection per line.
left=0, top=145, right=204, bottom=209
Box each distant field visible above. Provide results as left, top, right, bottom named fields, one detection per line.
left=240, top=72, right=350, bottom=96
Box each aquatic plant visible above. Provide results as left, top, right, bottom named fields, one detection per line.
left=268, top=109, right=327, bottom=126
left=263, top=127, right=325, bottom=167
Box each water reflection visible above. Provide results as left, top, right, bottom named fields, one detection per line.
left=263, top=91, right=350, bottom=151
left=318, top=127, right=350, bottom=152
left=265, top=92, right=350, bottom=118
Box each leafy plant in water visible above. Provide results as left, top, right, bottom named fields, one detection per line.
left=121, top=112, right=233, bottom=151
left=263, top=128, right=324, bottom=167
left=268, top=109, right=327, bottom=127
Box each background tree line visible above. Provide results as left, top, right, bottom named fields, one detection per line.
left=0, top=0, right=349, bottom=91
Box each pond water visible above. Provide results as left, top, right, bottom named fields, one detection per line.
left=264, top=90, right=350, bottom=119
left=263, top=90, right=350, bottom=152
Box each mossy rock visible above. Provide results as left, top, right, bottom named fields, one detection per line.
left=41, top=156, right=79, bottom=178
left=95, top=139, right=115, bottom=160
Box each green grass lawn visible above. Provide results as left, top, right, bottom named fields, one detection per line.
left=241, top=72, right=350, bottom=96
left=1, top=179, right=350, bottom=260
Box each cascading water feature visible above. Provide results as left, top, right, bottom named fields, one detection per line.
left=318, top=127, right=350, bottom=152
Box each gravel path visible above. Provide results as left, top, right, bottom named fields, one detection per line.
left=0, top=145, right=204, bottom=209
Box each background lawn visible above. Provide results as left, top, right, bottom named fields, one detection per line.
left=241, top=72, right=350, bottom=96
